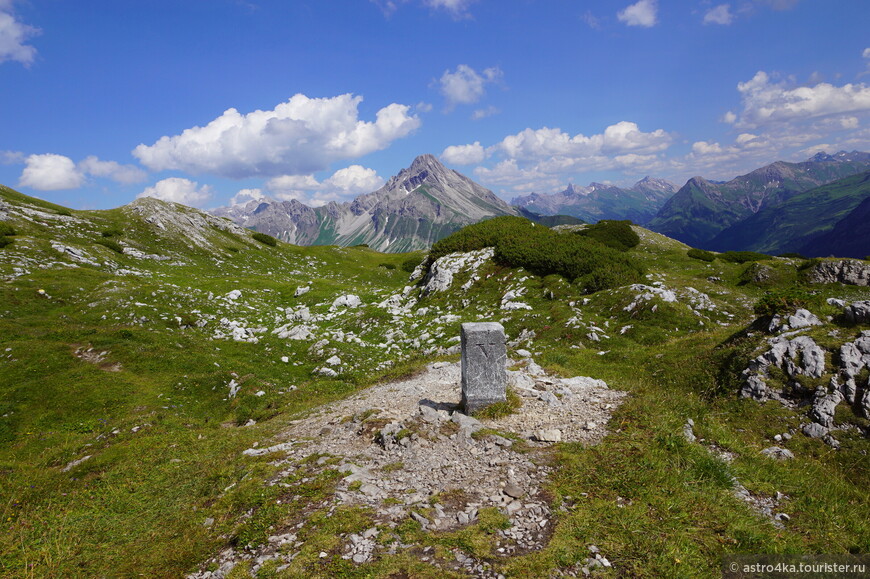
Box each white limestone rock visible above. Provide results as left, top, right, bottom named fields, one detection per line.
left=421, top=248, right=494, bottom=296
left=331, top=294, right=361, bottom=310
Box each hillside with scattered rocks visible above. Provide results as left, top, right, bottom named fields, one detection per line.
left=1, top=186, right=869, bottom=578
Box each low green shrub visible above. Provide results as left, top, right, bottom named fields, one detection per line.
left=0, top=222, right=16, bottom=236
left=753, top=287, right=812, bottom=316
left=251, top=232, right=278, bottom=247
left=797, top=257, right=822, bottom=271
left=719, top=250, right=771, bottom=263
left=428, top=216, right=645, bottom=294
left=101, top=228, right=123, bottom=238
left=0, top=236, right=13, bottom=249
left=687, top=248, right=715, bottom=262
left=95, top=238, right=124, bottom=253
left=401, top=256, right=424, bottom=273
left=777, top=252, right=807, bottom=259
left=575, top=220, right=639, bottom=251
left=378, top=262, right=396, bottom=270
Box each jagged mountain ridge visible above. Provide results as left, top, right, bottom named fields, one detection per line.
left=511, top=177, right=677, bottom=225
left=647, top=151, right=870, bottom=249
left=212, top=154, right=519, bottom=253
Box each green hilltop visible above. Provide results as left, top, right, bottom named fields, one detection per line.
left=1, top=186, right=870, bottom=577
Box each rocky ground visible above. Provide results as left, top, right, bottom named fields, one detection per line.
left=189, top=358, right=626, bottom=578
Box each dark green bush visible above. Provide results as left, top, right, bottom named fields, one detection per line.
left=401, top=256, right=424, bottom=273
left=719, top=250, right=771, bottom=264
left=378, top=262, right=396, bottom=270
left=687, top=248, right=715, bottom=262
left=575, top=220, right=639, bottom=251
left=225, top=246, right=240, bottom=253
left=95, top=239, right=124, bottom=254
left=754, top=287, right=812, bottom=316
left=0, top=222, right=16, bottom=236
left=251, top=232, right=278, bottom=247
left=797, top=257, right=822, bottom=271
left=55, top=208, right=72, bottom=217
left=428, top=216, right=513, bottom=261
left=777, top=252, right=807, bottom=259
left=101, top=228, right=123, bottom=238
left=0, top=237, right=13, bottom=249
left=428, top=216, right=645, bottom=294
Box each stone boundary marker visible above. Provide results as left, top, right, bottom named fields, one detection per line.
left=461, top=322, right=507, bottom=414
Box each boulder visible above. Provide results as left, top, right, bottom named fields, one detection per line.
left=844, top=301, right=870, bottom=324
left=331, top=294, right=361, bottom=310
left=807, top=259, right=870, bottom=286
left=761, top=446, right=794, bottom=460
left=809, top=388, right=843, bottom=428
left=768, top=308, right=822, bottom=333
left=533, top=429, right=562, bottom=443
left=294, top=286, right=310, bottom=297
left=802, top=422, right=828, bottom=439
left=785, top=336, right=826, bottom=378
left=421, top=248, right=494, bottom=296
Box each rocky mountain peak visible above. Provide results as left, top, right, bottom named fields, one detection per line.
left=632, top=176, right=676, bottom=192
left=811, top=151, right=835, bottom=163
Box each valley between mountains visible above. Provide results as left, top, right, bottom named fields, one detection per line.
left=1, top=160, right=870, bottom=578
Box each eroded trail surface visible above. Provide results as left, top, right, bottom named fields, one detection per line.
left=193, top=360, right=626, bottom=578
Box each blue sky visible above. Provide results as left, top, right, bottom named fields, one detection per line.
left=2, top=0, right=869, bottom=210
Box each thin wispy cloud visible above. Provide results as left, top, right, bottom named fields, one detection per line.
left=0, top=0, right=40, bottom=66
left=438, top=65, right=503, bottom=110
left=704, top=4, right=734, bottom=25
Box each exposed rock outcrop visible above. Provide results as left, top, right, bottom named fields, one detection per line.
left=807, top=259, right=870, bottom=286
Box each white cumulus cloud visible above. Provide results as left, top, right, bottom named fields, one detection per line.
left=17, top=153, right=148, bottom=190
left=323, top=165, right=385, bottom=195
left=441, top=142, right=486, bottom=165
left=137, top=178, right=214, bottom=208
left=0, top=1, right=39, bottom=66
left=454, top=120, right=673, bottom=195
left=266, top=165, right=384, bottom=206
left=132, top=94, right=420, bottom=179
left=703, top=4, right=733, bottom=25
left=438, top=64, right=502, bottom=109
left=19, top=154, right=84, bottom=190
left=734, top=71, right=870, bottom=128
left=229, top=188, right=265, bottom=207
left=79, top=156, right=147, bottom=184
left=496, top=121, right=671, bottom=161
left=617, top=0, right=658, bottom=28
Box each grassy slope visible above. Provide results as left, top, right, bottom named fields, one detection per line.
left=649, top=160, right=870, bottom=249
left=709, top=171, right=870, bottom=254
left=1, top=189, right=869, bottom=577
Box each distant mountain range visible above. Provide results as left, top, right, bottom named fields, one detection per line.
left=647, top=151, right=870, bottom=249
left=707, top=169, right=870, bottom=258
left=511, top=177, right=676, bottom=225
left=212, top=154, right=519, bottom=252
left=210, top=150, right=870, bottom=258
